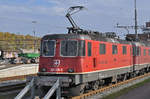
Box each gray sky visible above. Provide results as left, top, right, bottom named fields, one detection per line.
left=0, top=0, right=150, bottom=37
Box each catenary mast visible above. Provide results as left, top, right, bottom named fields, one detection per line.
left=134, top=0, right=138, bottom=40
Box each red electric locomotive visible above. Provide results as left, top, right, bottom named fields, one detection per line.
left=34, top=6, right=150, bottom=97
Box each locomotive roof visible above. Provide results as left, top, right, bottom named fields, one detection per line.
left=42, top=34, right=150, bottom=46
left=42, top=34, right=91, bottom=40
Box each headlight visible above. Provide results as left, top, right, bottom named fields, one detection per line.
left=41, top=68, right=47, bottom=72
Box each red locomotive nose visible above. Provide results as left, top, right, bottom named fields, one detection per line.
left=39, top=38, right=86, bottom=74
left=39, top=56, right=82, bottom=73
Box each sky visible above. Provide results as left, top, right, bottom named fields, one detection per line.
left=0, top=0, right=150, bottom=37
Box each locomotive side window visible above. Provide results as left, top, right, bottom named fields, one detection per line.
left=132, top=46, right=135, bottom=56
left=61, top=40, right=78, bottom=56
left=148, top=49, right=150, bottom=56
left=137, top=47, right=141, bottom=56
left=88, top=42, right=92, bottom=56
left=122, top=46, right=127, bottom=55
left=78, top=40, right=85, bottom=56
left=144, top=49, right=146, bottom=56
left=112, top=45, right=117, bottom=54
left=42, top=40, right=55, bottom=56
left=100, top=44, right=106, bottom=54
left=132, top=46, right=141, bottom=56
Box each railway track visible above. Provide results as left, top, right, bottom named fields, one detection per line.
left=71, top=72, right=150, bottom=99
left=0, top=80, right=26, bottom=92
left=0, top=74, right=37, bottom=95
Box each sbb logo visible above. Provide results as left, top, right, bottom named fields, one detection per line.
left=53, top=59, right=60, bottom=67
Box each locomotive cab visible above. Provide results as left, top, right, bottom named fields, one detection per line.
left=39, top=34, right=87, bottom=75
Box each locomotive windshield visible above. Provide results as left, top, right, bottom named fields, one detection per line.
left=61, top=40, right=78, bottom=56
left=42, top=40, right=55, bottom=56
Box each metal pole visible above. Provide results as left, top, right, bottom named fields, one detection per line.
left=32, top=21, right=37, bottom=52
left=134, top=0, right=138, bottom=40
left=34, top=30, right=36, bottom=52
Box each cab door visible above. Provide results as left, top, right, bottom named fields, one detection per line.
left=86, top=42, right=93, bottom=71
left=88, top=42, right=98, bottom=69
left=112, top=45, right=118, bottom=68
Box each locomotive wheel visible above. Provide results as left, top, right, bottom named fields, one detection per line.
left=92, top=81, right=99, bottom=90
left=130, top=72, right=136, bottom=78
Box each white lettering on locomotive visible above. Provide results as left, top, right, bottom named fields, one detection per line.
left=50, top=68, right=63, bottom=72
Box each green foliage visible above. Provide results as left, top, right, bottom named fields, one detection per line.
left=0, top=32, right=40, bottom=51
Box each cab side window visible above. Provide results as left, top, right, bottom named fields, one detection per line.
left=132, top=46, right=141, bottom=56
left=100, top=44, right=106, bottom=54
left=78, top=40, right=85, bottom=56
left=112, top=45, right=117, bottom=54
left=148, top=50, right=150, bottom=56
left=144, top=49, right=146, bottom=56
left=88, top=42, right=92, bottom=56
left=137, top=47, right=141, bottom=56
left=122, top=46, right=127, bottom=55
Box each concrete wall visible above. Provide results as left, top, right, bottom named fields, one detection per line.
left=0, top=64, right=38, bottom=78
